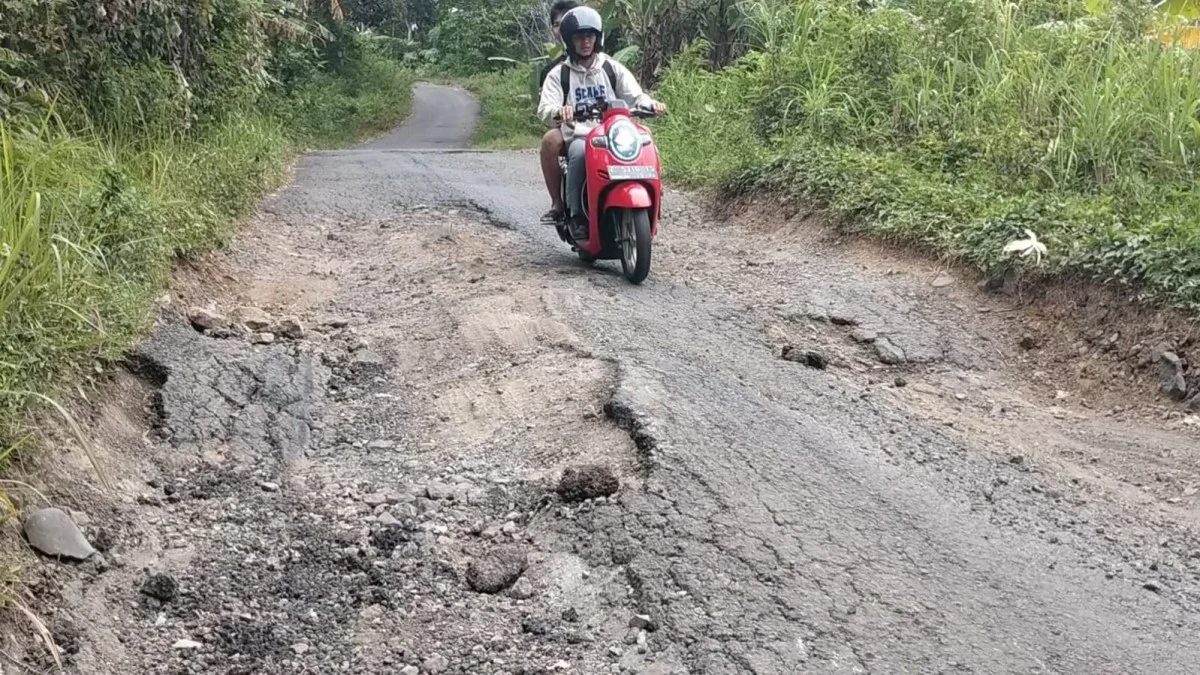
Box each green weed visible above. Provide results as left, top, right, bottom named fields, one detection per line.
left=654, top=0, right=1200, bottom=311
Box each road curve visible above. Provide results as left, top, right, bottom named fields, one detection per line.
left=50, top=83, right=1200, bottom=675
left=363, top=82, right=480, bottom=150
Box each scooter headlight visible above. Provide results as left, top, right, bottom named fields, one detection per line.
left=607, top=120, right=642, bottom=162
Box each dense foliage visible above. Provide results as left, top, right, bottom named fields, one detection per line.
left=648, top=0, right=1200, bottom=310
left=0, top=0, right=414, bottom=448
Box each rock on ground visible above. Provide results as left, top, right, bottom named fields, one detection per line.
left=271, top=316, right=306, bottom=340
left=187, top=308, right=227, bottom=331
left=1159, top=351, right=1188, bottom=401
left=875, top=337, right=907, bottom=365
left=23, top=507, right=95, bottom=561
left=232, top=306, right=273, bottom=331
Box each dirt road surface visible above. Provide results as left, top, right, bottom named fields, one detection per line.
left=22, top=83, right=1200, bottom=675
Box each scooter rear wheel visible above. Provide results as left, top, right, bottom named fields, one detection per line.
left=617, top=208, right=652, bottom=284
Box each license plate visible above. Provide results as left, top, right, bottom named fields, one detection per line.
left=608, top=165, right=658, bottom=180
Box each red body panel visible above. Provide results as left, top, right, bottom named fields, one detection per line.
left=606, top=182, right=653, bottom=208
left=575, top=108, right=663, bottom=257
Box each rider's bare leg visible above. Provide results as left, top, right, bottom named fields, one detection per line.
left=540, top=128, right=565, bottom=219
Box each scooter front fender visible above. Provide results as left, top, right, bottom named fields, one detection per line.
left=605, top=182, right=653, bottom=209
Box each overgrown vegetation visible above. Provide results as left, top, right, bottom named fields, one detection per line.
left=653, top=0, right=1200, bottom=310
left=0, top=1, right=413, bottom=462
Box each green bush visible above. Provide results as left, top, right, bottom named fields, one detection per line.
left=654, top=0, right=1200, bottom=310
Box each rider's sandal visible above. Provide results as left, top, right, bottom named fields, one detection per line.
left=541, top=208, right=564, bottom=223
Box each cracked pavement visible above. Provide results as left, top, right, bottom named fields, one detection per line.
left=24, top=83, right=1200, bottom=675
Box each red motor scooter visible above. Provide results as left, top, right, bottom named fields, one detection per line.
left=554, top=97, right=662, bottom=284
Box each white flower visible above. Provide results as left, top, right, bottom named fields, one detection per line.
left=1003, top=229, right=1048, bottom=265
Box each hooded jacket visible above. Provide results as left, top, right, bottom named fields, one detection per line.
left=537, top=52, right=656, bottom=142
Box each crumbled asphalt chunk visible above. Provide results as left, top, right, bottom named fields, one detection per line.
left=781, top=344, right=828, bottom=369
left=556, top=465, right=619, bottom=503
left=466, top=545, right=527, bottom=594
left=851, top=329, right=878, bottom=344
left=370, top=523, right=417, bottom=552
left=426, top=482, right=454, bottom=500
left=422, top=653, right=450, bottom=672
left=510, top=577, right=535, bottom=599
left=875, top=337, right=907, bottom=365
left=522, top=617, right=554, bottom=636
left=629, top=614, right=657, bottom=632
left=128, top=314, right=318, bottom=465
left=141, top=573, right=179, bottom=602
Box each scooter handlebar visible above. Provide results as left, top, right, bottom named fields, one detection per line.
left=552, top=105, right=663, bottom=123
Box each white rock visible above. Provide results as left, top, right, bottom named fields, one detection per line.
left=271, top=316, right=306, bottom=339
left=187, top=308, right=226, bottom=330
left=509, top=577, right=535, bottom=600
left=173, top=639, right=202, bottom=650
left=23, top=508, right=95, bottom=561
left=232, top=306, right=272, bottom=331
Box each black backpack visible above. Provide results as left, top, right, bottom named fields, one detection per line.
left=560, top=59, right=618, bottom=107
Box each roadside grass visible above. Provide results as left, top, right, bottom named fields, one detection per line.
left=270, top=57, right=416, bottom=149
left=652, top=0, right=1200, bottom=313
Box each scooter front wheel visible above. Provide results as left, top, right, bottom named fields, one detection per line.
left=617, top=207, right=652, bottom=284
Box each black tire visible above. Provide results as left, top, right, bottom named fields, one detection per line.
left=617, top=208, right=652, bottom=284
left=577, top=249, right=597, bottom=264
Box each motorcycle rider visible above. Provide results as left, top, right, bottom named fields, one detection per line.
left=537, top=6, right=666, bottom=230
left=536, top=0, right=578, bottom=223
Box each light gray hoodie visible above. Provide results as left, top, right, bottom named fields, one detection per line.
left=537, top=52, right=657, bottom=142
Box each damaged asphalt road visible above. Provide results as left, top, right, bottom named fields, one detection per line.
left=38, top=83, right=1200, bottom=675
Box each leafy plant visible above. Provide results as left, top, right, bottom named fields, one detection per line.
left=650, top=0, right=1200, bottom=311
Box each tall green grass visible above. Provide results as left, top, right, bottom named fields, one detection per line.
left=654, top=0, right=1200, bottom=310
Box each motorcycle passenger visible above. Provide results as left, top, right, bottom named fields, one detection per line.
left=539, top=1, right=578, bottom=94
left=536, top=0, right=579, bottom=223
left=537, top=0, right=578, bottom=223
left=536, top=6, right=666, bottom=230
